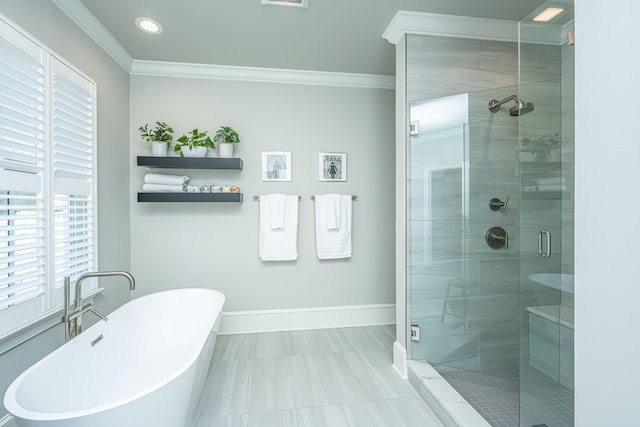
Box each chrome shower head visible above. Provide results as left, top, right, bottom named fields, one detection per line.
left=488, top=95, right=534, bottom=116
left=509, top=100, right=535, bottom=116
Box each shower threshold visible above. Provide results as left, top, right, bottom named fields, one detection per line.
left=407, top=360, right=490, bottom=427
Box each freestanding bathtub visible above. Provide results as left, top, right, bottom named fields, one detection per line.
left=4, top=288, right=225, bottom=427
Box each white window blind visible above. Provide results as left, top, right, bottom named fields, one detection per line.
left=0, top=19, right=97, bottom=338
left=0, top=33, right=46, bottom=315
left=52, top=62, right=96, bottom=290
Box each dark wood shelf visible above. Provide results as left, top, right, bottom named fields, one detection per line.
left=137, top=156, right=243, bottom=170
left=137, top=192, right=243, bottom=203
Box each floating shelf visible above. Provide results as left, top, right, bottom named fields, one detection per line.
left=137, top=156, right=243, bottom=170
left=137, top=193, right=243, bottom=203
left=521, top=191, right=568, bottom=200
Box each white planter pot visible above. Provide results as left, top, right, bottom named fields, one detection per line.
left=150, top=141, right=168, bottom=156
left=218, top=143, right=234, bottom=158
left=180, top=146, right=207, bottom=157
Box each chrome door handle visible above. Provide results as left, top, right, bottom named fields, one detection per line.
left=538, top=230, right=551, bottom=258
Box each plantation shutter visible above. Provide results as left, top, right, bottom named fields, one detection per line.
left=0, top=18, right=97, bottom=339
left=52, top=61, right=96, bottom=291
left=0, top=33, right=46, bottom=313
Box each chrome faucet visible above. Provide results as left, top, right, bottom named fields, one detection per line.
left=62, top=271, right=136, bottom=342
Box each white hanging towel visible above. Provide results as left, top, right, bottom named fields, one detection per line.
left=267, top=193, right=286, bottom=230
left=314, top=194, right=352, bottom=259
left=259, top=194, right=299, bottom=261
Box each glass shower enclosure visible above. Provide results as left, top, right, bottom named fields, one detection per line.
left=406, top=5, right=574, bottom=426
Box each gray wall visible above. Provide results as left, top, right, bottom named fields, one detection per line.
left=0, top=0, right=130, bottom=416
left=130, top=75, right=396, bottom=312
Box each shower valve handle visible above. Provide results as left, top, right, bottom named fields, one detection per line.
left=489, top=195, right=510, bottom=211
left=485, top=226, right=508, bottom=250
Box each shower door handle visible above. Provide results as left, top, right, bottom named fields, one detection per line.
left=538, top=230, right=551, bottom=258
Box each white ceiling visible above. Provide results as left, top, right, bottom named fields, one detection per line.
left=78, top=0, right=545, bottom=75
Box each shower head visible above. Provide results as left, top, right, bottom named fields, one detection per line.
left=488, top=95, right=534, bottom=116
left=509, top=100, right=535, bottom=116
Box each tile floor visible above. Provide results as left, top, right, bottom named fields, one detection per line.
left=435, top=364, right=574, bottom=427
left=188, top=325, right=444, bottom=427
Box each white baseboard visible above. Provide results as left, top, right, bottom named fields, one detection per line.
left=219, top=303, right=395, bottom=335
left=393, top=340, right=408, bottom=378
left=0, top=414, right=15, bottom=427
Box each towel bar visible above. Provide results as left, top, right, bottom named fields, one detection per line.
left=310, top=195, right=358, bottom=200
left=252, top=195, right=358, bottom=201
left=252, top=195, right=301, bottom=201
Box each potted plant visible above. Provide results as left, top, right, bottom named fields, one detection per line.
left=520, top=132, right=561, bottom=161
left=213, top=126, right=240, bottom=158
left=138, top=121, right=174, bottom=156
left=174, top=129, right=214, bottom=157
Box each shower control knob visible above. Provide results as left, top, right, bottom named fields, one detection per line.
left=485, top=226, right=508, bottom=250
left=489, top=195, right=510, bottom=211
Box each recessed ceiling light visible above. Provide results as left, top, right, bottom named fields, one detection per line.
left=135, top=17, right=163, bottom=34
left=533, top=7, right=564, bottom=22
left=261, top=0, right=309, bottom=9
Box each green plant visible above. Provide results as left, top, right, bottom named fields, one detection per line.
left=138, top=121, right=174, bottom=147
left=174, top=129, right=214, bottom=157
left=213, top=126, right=240, bottom=144
left=520, top=132, right=561, bottom=160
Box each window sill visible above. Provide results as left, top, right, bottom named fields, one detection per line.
left=0, top=288, right=103, bottom=356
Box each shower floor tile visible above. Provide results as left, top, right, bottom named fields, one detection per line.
left=433, top=364, right=573, bottom=427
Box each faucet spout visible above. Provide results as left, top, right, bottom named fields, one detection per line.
left=64, top=271, right=136, bottom=342
left=74, top=271, right=135, bottom=310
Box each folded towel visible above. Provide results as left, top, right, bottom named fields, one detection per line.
left=315, top=194, right=352, bottom=259
left=142, top=183, right=186, bottom=192
left=265, top=193, right=287, bottom=230
left=259, top=194, right=298, bottom=261
left=144, top=173, right=190, bottom=185
left=533, top=176, right=566, bottom=186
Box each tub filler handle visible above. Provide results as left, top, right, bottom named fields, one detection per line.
left=63, top=271, right=136, bottom=342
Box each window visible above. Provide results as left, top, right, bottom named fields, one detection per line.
left=0, top=18, right=97, bottom=339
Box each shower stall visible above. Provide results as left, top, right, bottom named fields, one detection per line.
left=395, top=3, right=574, bottom=426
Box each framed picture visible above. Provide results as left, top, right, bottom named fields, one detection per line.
left=261, top=151, right=291, bottom=181
left=318, top=152, right=347, bottom=182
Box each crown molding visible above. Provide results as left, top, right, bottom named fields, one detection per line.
left=383, top=11, right=566, bottom=46
left=52, top=0, right=133, bottom=71
left=383, top=11, right=518, bottom=45
left=131, top=60, right=395, bottom=89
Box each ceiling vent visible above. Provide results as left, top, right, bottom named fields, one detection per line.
left=261, top=0, right=309, bottom=8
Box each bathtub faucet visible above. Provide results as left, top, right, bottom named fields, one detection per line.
left=63, top=271, right=136, bottom=342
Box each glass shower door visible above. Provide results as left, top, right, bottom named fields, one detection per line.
left=518, top=7, right=575, bottom=423
left=408, top=87, right=524, bottom=425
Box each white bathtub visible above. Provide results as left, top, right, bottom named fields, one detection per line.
left=4, top=288, right=225, bottom=427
